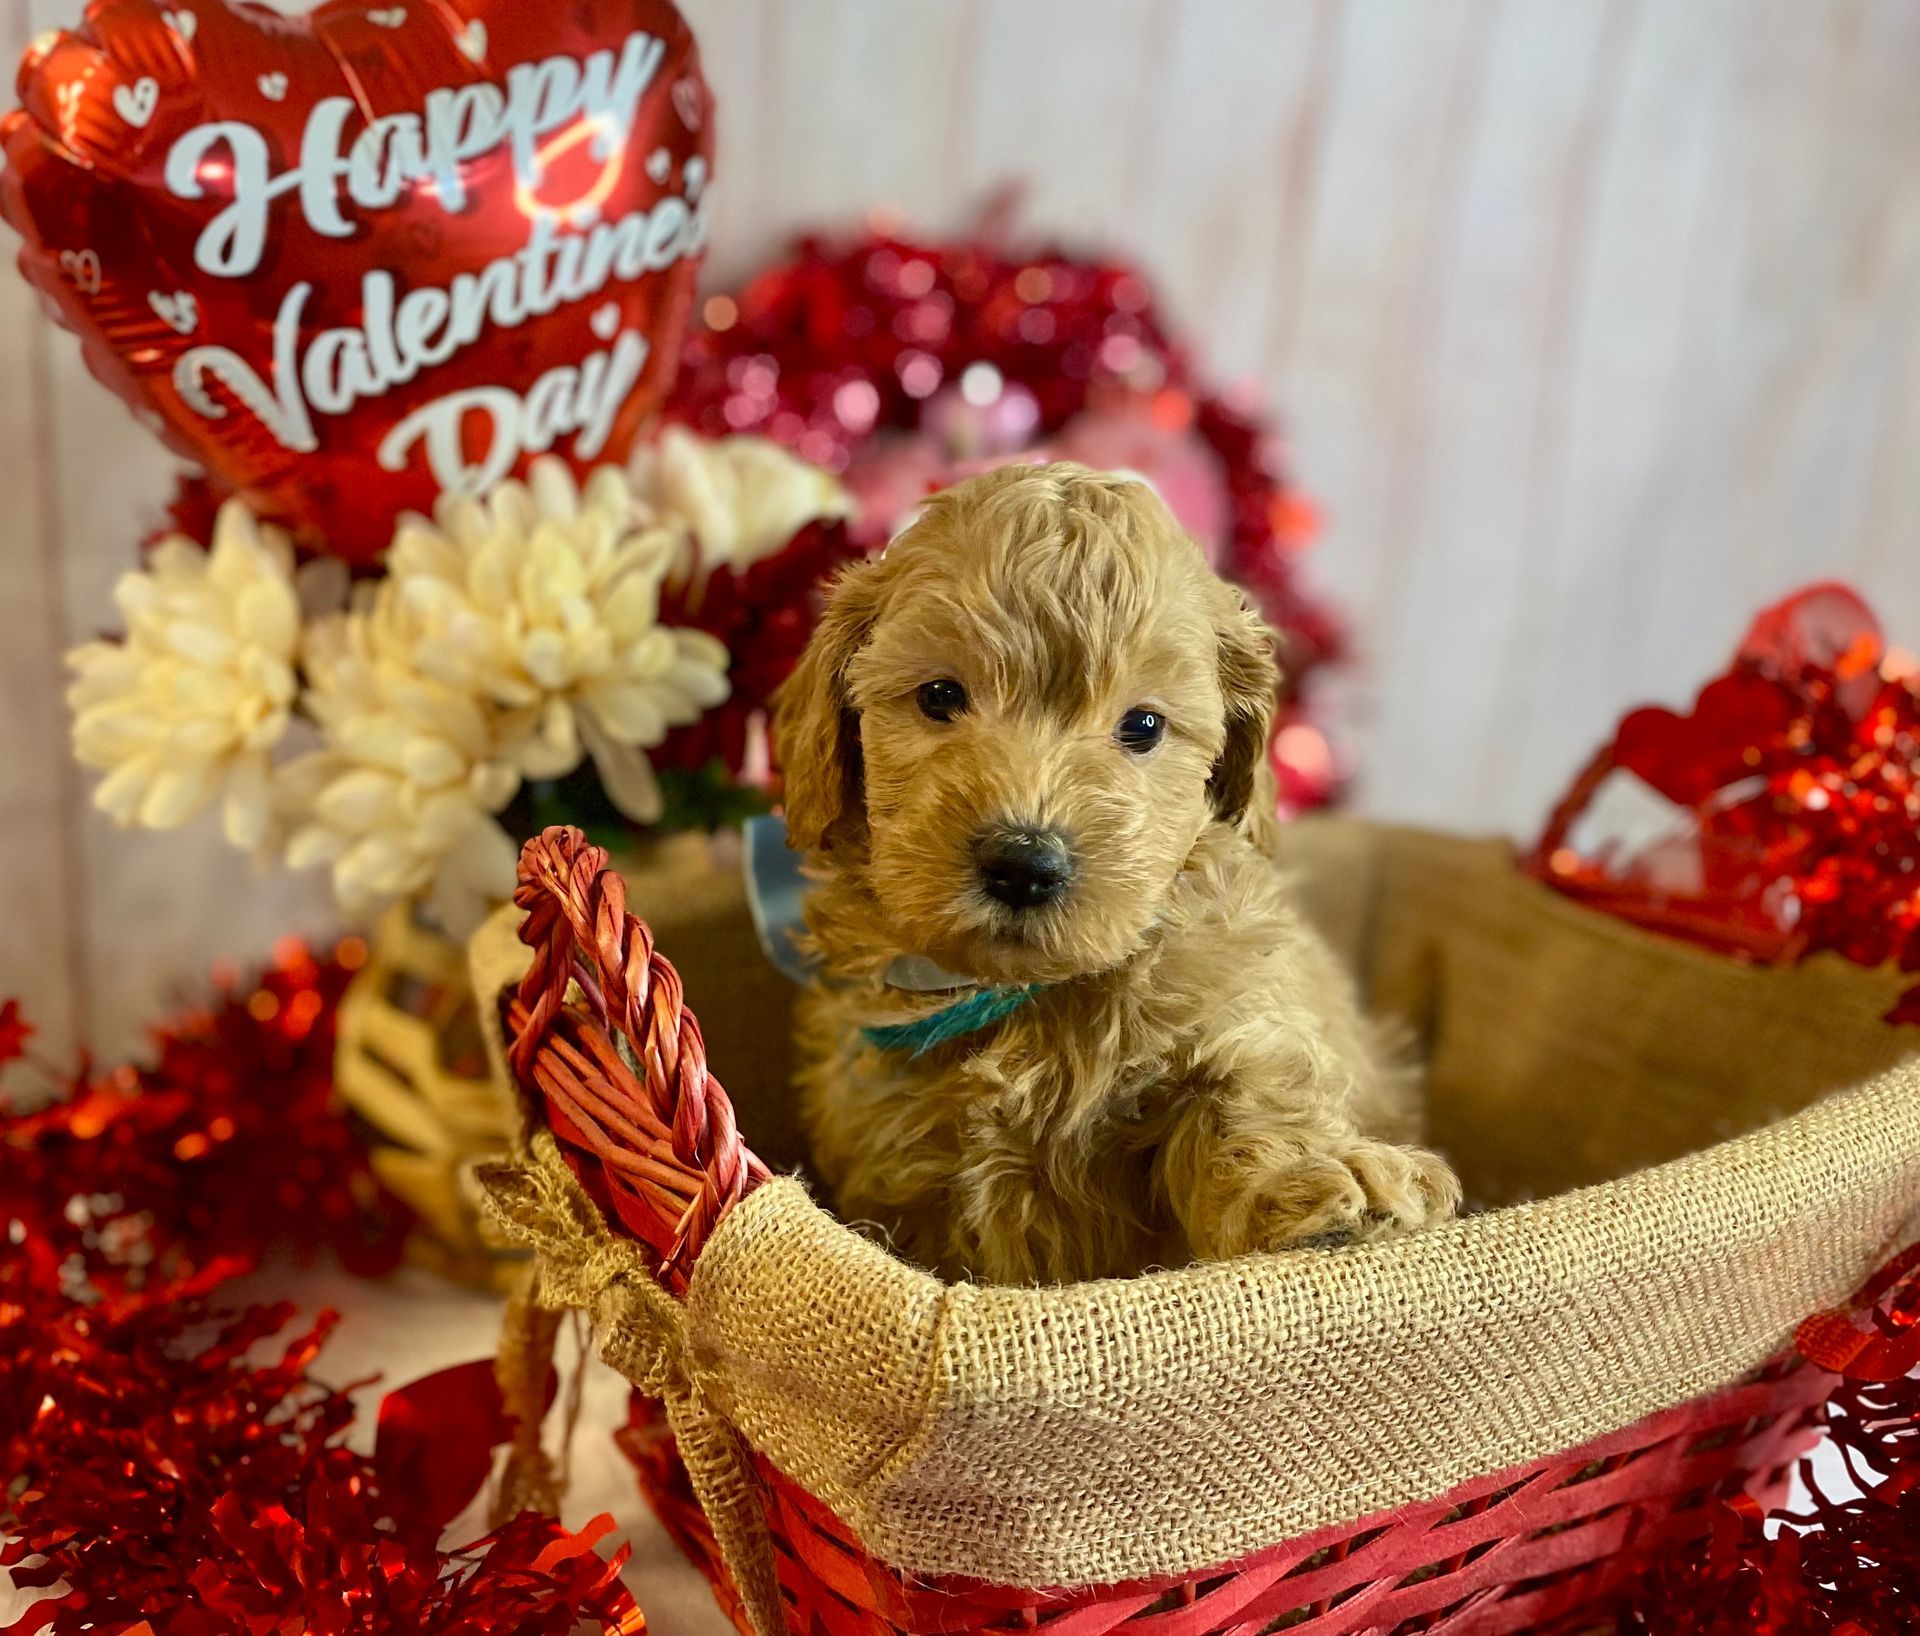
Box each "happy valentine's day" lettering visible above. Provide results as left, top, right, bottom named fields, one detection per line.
left=159, top=30, right=707, bottom=498
left=165, top=31, right=667, bottom=279
left=174, top=196, right=706, bottom=495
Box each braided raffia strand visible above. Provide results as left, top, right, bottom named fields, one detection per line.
left=506, top=825, right=768, bottom=1294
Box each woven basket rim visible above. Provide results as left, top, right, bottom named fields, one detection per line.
left=673, top=1054, right=1920, bottom=1584
left=693, top=1044, right=1920, bottom=1316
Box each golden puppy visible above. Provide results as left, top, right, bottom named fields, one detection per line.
left=775, top=462, right=1457, bottom=1284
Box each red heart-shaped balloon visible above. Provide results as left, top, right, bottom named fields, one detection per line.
left=1, top=0, right=712, bottom=564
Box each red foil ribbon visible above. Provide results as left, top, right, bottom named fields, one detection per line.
left=1527, top=583, right=1920, bottom=1023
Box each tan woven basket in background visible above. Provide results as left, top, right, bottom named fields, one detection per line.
left=474, top=817, right=1920, bottom=1636
left=335, top=904, right=521, bottom=1288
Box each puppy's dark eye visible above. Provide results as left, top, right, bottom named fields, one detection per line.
left=916, top=678, right=968, bottom=722
left=1115, top=707, right=1165, bottom=753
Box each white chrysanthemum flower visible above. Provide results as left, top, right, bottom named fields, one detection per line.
left=282, top=610, right=522, bottom=934
left=372, top=457, right=730, bottom=822
left=630, top=427, right=855, bottom=577
left=67, top=503, right=301, bottom=850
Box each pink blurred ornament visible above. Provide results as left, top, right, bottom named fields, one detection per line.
left=841, top=436, right=950, bottom=545
left=921, top=371, right=1043, bottom=458
left=843, top=384, right=1234, bottom=564
left=1053, top=398, right=1232, bottom=568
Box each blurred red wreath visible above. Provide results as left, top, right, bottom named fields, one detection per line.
left=665, top=199, right=1343, bottom=812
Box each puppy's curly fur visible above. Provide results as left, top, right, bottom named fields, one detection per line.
left=776, top=463, right=1458, bottom=1284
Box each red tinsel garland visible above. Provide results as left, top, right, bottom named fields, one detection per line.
left=0, top=948, right=643, bottom=1635
left=0, top=938, right=396, bottom=1311
left=1613, top=1248, right=1920, bottom=1635
left=1, top=1300, right=640, bottom=1635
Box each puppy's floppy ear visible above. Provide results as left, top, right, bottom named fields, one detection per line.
left=773, top=555, right=888, bottom=850
left=1206, top=584, right=1280, bottom=827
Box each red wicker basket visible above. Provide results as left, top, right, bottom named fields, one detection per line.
left=615, top=1367, right=1830, bottom=1636
left=478, top=821, right=1920, bottom=1636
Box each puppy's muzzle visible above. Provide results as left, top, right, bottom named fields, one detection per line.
left=972, top=824, right=1075, bottom=911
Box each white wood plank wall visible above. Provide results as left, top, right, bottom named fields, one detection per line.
left=4, top=0, right=1917, bottom=1058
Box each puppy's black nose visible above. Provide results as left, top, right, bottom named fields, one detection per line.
left=973, top=826, right=1075, bottom=911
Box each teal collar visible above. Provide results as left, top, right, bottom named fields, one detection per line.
left=741, top=814, right=1048, bottom=1059
left=862, top=983, right=1045, bottom=1059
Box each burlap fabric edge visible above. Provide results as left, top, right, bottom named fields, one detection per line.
left=683, top=1055, right=1920, bottom=1587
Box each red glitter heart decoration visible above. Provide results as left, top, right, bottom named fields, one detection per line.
left=1, top=0, right=713, bottom=564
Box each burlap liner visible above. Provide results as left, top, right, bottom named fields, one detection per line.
left=470, top=820, right=1920, bottom=1597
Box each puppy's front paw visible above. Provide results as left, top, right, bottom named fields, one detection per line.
left=1239, top=1152, right=1371, bottom=1249
left=1342, top=1140, right=1461, bottom=1238
left=1241, top=1141, right=1459, bottom=1251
